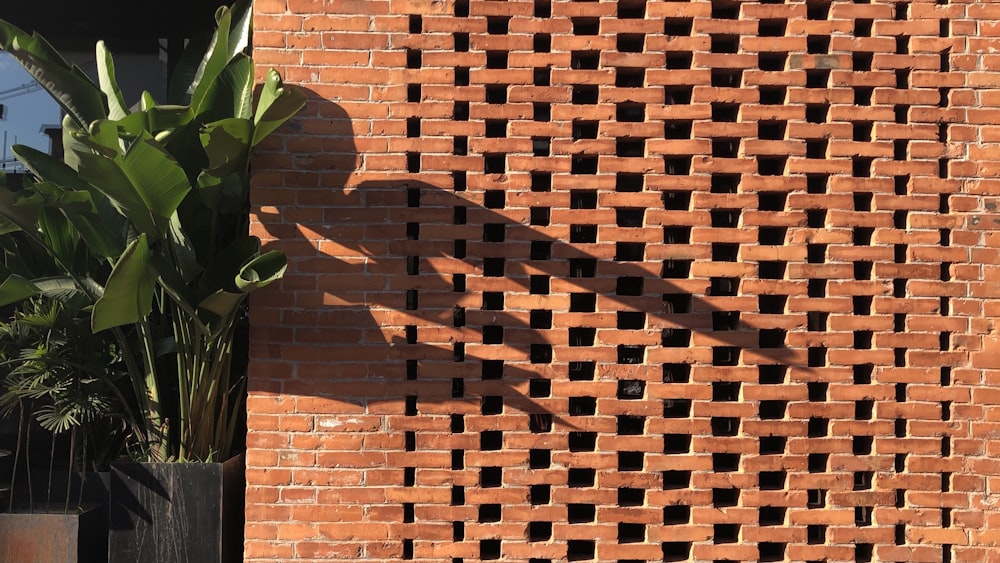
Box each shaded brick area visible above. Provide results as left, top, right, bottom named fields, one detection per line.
left=249, top=1, right=1000, bottom=561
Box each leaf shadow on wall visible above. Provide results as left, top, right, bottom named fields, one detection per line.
left=251, top=91, right=802, bottom=446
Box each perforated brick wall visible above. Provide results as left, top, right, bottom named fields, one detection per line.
left=248, top=1, right=1000, bottom=561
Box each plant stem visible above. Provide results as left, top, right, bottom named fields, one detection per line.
left=172, top=309, right=187, bottom=462
left=111, top=327, right=151, bottom=453
left=25, top=402, right=32, bottom=512
left=136, top=317, right=165, bottom=461
left=77, top=431, right=86, bottom=513
left=9, top=401, right=24, bottom=512
left=64, top=427, right=75, bottom=514
left=46, top=427, right=56, bottom=507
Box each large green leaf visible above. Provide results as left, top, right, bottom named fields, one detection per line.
left=235, top=250, right=287, bottom=292
left=25, top=183, right=123, bottom=260
left=0, top=276, right=85, bottom=307
left=146, top=105, right=195, bottom=135
left=12, top=146, right=127, bottom=258
left=114, top=103, right=196, bottom=143
left=77, top=132, right=192, bottom=240
left=0, top=20, right=68, bottom=69
left=196, top=236, right=259, bottom=299
left=166, top=33, right=211, bottom=105
left=174, top=191, right=215, bottom=269
left=0, top=233, right=56, bottom=280
left=198, top=54, right=253, bottom=122
left=37, top=206, right=77, bottom=268
left=61, top=114, right=91, bottom=171
left=19, top=181, right=95, bottom=214
left=140, top=91, right=157, bottom=112
left=96, top=41, right=128, bottom=121
left=0, top=173, right=16, bottom=235
left=92, top=235, right=154, bottom=332
left=120, top=135, right=192, bottom=228
left=0, top=274, right=40, bottom=306
left=197, top=247, right=286, bottom=323
left=0, top=214, right=17, bottom=236
left=64, top=212, right=124, bottom=259
left=252, top=69, right=307, bottom=147
left=0, top=179, right=39, bottom=235
left=76, top=152, right=158, bottom=239
left=33, top=277, right=90, bottom=303
left=149, top=253, right=197, bottom=312
left=200, top=118, right=251, bottom=178
left=166, top=2, right=241, bottom=110
left=83, top=120, right=123, bottom=159
left=9, top=47, right=107, bottom=128
left=226, top=0, right=252, bottom=61
left=164, top=116, right=209, bottom=182
left=168, top=212, right=202, bottom=283
left=196, top=289, right=244, bottom=322
left=0, top=21, right=107, bottom=127
left=194, top=171, right=224, bottom=210
left=12, top=145, right=90, bottom=191
left=189, top=6, right=233, bottom=114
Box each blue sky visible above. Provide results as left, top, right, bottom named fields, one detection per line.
left=0, top=52, right=61, bottom=166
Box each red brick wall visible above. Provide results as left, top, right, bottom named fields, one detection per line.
left=249, top=1, right=1000, bottom=561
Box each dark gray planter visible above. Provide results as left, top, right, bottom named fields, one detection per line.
left=0, top=504, right=106, bottom=563
left=108, top=455, right=244, bottom=563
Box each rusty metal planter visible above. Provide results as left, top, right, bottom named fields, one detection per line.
left=0, top=505, right=106, bottom=563
left=107, top=455, right=244, bottom=563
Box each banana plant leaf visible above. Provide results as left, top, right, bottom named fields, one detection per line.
left=0, top=215, right=17, bottom=236
left=0, top=275, right=86, bottom=307
left=18, top=183, right=123, bottom=260
left=198, top=250, right=286, bottom=323
left=60, top=114, right=91, bottom=171
left=235, top=250, right=287, bottom=292
left=13, top=144, right=93, bottom=192
left=82, top=119, right=124, bottom=159
left=0, top=20, right=107, bottom=127
left=253, top=69, right=307, bottom=147
left=0, top=180, right=39, bottom=235
left=0, top=274, right=41, bottom=306
left=225, top=0, right=252, bottom=63
left=92, top=235, right=154, bottom=333
left=146, top=105, right=196, bottom=136
left=96, top=41, right=128, bottom=121
left=118, top=134, right=192, bottom=227
left=168, top=213, right=202, bottom=283
left=200, top=118, right=252, bottom=178
left=76, top=151, right=158, bottom=239
left=166, top=31, right=211, bottom=105
left=198, top=53, right=254, bottom=123
left=37, top=206, right=77, bottom=269
left=195, top=236, right=261, bottom=299
left=189, top=5, right=235, bottom=114
left=12, top=146, right=127, bottom=258
left=74, top=133, right=192, bottom=242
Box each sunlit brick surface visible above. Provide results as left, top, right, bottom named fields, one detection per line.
left=249, top=1, right=1000, bottom=561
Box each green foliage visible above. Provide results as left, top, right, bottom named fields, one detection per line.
left=0, top=298, right=122, bottom=435
left=0, top=1, right=305, bottom=462
left=0, top=297, right=127, bottom=512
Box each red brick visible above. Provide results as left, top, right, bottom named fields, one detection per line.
left=249, top=0, right=998, bottom=559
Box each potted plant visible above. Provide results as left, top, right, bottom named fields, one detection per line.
left=0, top=296, right=124, bottom=563
left=0, top=1, right=304, bottom=561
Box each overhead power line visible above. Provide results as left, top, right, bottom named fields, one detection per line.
left=0, top=81, right=42, bottom=102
